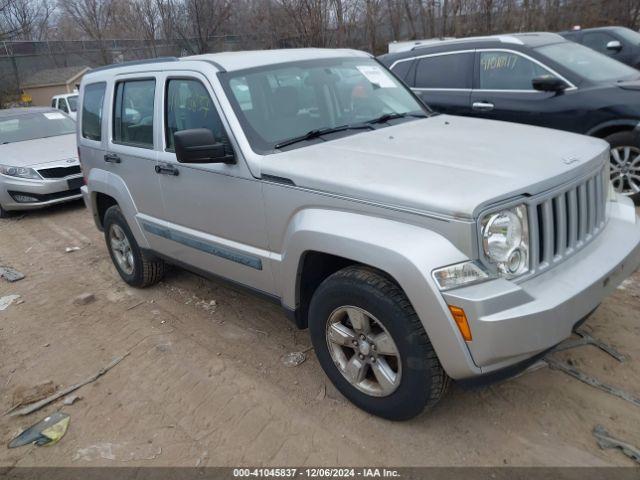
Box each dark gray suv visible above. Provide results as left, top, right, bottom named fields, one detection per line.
left=379, top=33, right=640, bottom=202
left=560, top=26, right=640, bottom=69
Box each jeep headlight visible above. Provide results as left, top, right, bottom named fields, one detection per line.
left=481, top=204, right=529, bottom=277
left=0, top=165, right=41, bottom=180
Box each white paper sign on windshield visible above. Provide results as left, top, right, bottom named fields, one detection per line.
left=44, top=112, right=66, bottom=120
left=356, top=65, right=397, bottom=88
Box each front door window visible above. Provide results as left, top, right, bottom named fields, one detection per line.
left=479, top=52, right=552, bottom=90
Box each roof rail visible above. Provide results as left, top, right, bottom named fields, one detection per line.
left=88, top=57, right=179, bottom=74
left=410, top=34, right=524, bottom=50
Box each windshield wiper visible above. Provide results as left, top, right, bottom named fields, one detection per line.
left=366, top=112, right=428, bottom=125
left=275, top=124, right=374, bottom=149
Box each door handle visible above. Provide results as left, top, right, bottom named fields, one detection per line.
left=104, top=153, right=121, bottom=164
left=472, top=102, right=495, bottom=112
left=155, top=164, right=179, bottom=176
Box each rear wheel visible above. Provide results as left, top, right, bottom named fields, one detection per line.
left=606, top=131, right=640, bottom=204
left=103, top=205, right=165, bottom=287
left=309, top=266, right=449, bottom=420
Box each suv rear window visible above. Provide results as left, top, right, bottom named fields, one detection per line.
left=414, top=53, right=473, bottom=89
left=82, top=82, right=106, bottom=141
left=113, top=79, right=155, bottom=148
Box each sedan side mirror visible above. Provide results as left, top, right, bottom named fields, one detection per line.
left=532, top=75, right=568, bottom=93
left=173, top=128, right=235, bottom=164
left=606, top=40, right=623, bottom=52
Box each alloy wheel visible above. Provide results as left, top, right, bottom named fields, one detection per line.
left=325, top=306, right=402, bottom=397
left=109, top=224, right=135, bottom=275
left=610, top=146, right=640, bottom=196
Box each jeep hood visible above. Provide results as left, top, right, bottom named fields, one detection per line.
left=260, top=115, right=609, bottom=219
left=0, top=134, right=77, bottom=168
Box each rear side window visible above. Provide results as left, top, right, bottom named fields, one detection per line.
left=390, top=60, right=413, bottom=83
left=51, top=99, right=57, bottom=108
left=165, top=79, right=231, bottom=152
left=82, top=82, right=106, bottom=141
left=479, top=52, right=549, bottom=90
left=414, top=53, right=473, bottom=89
left=114, top=79, right=155, bottom=148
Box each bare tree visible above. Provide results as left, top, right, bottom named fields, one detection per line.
left=1, top=0, right=53, bottom=40
left=58, top=0, right=116, bottom=64
left=115, top=0, right=161, bottom=57
left=5, top=0, right=637, bottom=57
left=333, top=0, right=346, bottom=46
left=157, top=0, right=232, bottom=54
left=278, top=0, right=331, bottom=47
left=362, top=0, right=382, bottom=53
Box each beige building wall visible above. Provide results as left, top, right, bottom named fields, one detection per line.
left=24, top=83, right=75, bottom=107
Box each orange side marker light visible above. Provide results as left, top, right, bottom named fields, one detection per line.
left=449, top=306, right=472, bottom=341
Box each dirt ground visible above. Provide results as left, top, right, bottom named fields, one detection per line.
left=0, top=201, right=639, bottom=467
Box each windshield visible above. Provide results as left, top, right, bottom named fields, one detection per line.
left=537, top=42, right=639, bottom=83
left=220, top=57, right=428, bottom=153
left=67, top=95, right=78, bottom=112
left=0, top=111, right=76, bottom=144
left=615, top=27, right=640, bottom=45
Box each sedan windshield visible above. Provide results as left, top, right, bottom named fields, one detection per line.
left=220, top=57, right=429, bottom=153
left=0, top=111, right=76, bottom=144
left=537, top=42, right=639, bottom=83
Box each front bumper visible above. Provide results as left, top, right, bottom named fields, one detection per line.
left=443, top=199, right=640, bottom=377
left=0, top=175, right=84, bottom=211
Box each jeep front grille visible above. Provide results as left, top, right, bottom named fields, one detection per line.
left=530, top=166, right=608, bottom=273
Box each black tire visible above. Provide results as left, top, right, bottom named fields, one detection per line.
left=605, top=131, right=640, bottom=205
left=103, top=205, right=165, bottom=287
left=309, top=266, right=449, bottom=421
left=0, top=204, right=11, bottom=219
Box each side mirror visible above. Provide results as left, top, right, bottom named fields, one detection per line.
left=532, top=75, right=568, bottom=93
left=173, top=128, right=234, bottom=164
left=606, top=40, right=623, bottom=52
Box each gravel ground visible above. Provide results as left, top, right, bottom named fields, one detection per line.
left=0, top=201, right=639, bottom=467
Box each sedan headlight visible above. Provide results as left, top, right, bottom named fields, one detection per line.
left=481, top=204, right=529, bottom=277
left=0, top=165, right=41, bottom=180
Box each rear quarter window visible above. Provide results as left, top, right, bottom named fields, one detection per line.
left=82, top=82, right=106, bottom=141
left=389, top=60, right=414, bottom=83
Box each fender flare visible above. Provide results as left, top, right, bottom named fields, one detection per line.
left=279, top=208, right=480, bottom=378
left=586, top=119, right=640, bottom=137
left=87, top=168, right=149, bottom=249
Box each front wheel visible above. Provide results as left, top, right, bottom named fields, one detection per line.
left=103, top=205, right=165, bottom=287
left=308, top=266, right=449, bottom=421
left=0, top=204, right=11, bottom=219
left=606, top=131, right=640, bottom=204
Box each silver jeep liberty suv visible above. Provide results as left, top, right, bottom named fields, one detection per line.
left=78, top=49, right=640, bottom=420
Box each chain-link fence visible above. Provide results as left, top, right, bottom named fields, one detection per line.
left=0, top=36, right=260, bottom=106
